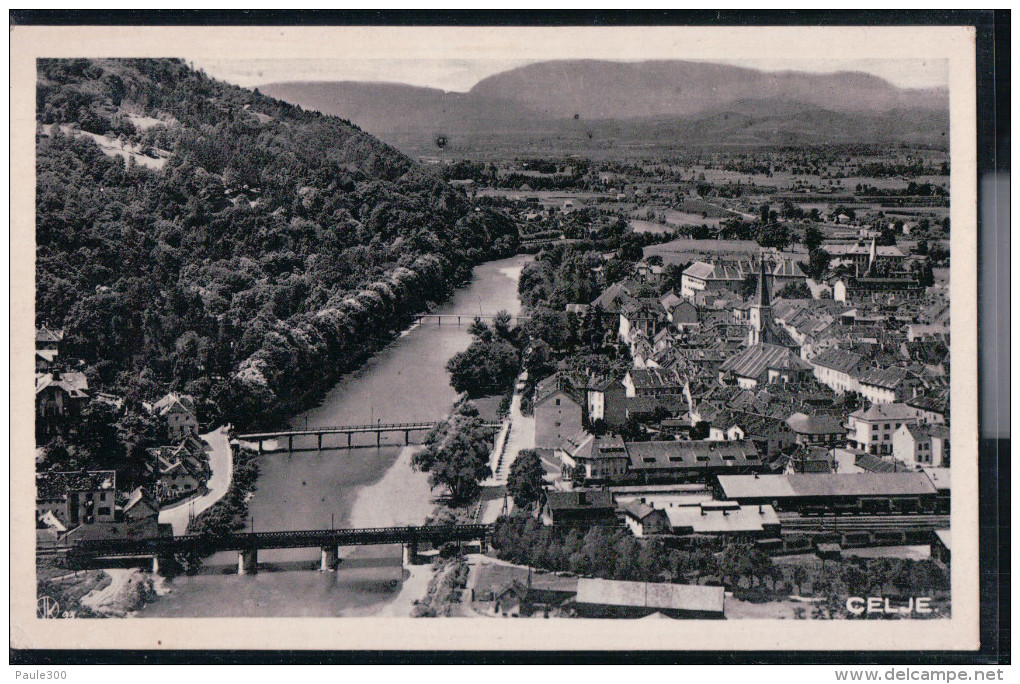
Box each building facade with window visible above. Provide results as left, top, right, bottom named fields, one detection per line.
left=847, top=403, right=918, bottom=456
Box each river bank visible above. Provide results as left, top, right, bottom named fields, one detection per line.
left=342, top=445, right=439, bottom=617
left=134, top=255, right=530, bottom=617
left=80, top=568, right=163, bottom=617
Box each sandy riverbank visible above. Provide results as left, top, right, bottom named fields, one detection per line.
left=80, top=568, right=158, bottom=617
left=344, top=445, right=441, bottom=617
left=346, top=445, right=436, bottom=528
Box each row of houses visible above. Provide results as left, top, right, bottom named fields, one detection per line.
left=36, top=470, right=162, bottom=545
left=35, top=327, right=211, bottom=543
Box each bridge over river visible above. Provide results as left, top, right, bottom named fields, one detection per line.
left=58, top=524, right=491, bottom=575
left=237, top=419, right=503, bottom=452
left=412, top=312, right=530, bottom=327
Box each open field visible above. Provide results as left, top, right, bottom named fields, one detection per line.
left=645, top=237, right=809, bottom=265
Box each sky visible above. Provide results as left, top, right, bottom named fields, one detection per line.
left=190, top=57, right=949, bottom=93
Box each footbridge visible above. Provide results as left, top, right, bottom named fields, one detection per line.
left=237, top=420, right=503, bottom=453
left=413, top=313, right=530, bottom=327
left=61, top=524, right=491, bottom=575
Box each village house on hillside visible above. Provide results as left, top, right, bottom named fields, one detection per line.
left=145, top=434, right=210, bottom=505
left=35, top=369, right=89, bottom=439
left=149, top=392, right=199, bottom=441
left=35, top=327, right=63, bottom=372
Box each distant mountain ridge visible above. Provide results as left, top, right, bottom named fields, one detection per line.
left=468, top=60, right=947, bottom=118
left=260, top=59, right=948, bottom=150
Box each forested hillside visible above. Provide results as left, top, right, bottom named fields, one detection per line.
left=35, top=58, right=519, bottom=430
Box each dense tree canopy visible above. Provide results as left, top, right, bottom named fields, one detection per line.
left=35, top=59, right=519, bottom=430
left=445, top=312, right=524, bottom=398
left=412, top=400, right=493, bottom=504
left=506, top=449, right=545, bottom=510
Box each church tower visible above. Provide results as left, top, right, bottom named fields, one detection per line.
left=866, top=236, right=878, bottom=276
left=748, top=252, right=771, bottom=346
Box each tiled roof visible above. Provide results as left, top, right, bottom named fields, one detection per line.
left=719, top=343, right=812, bottom=380
left=850, top=403, right=917, bottom=422
left=626, top=440, right=760, bottom=471
left=591, top=281, right=636, bottom=311
left=857, top=366, right=910, bottom=389
left=665, top=502, right=780, bottom=534
left=153, top=392, right=196, bottom=416
left=659, top=292, right=682, bottom=311
left=786, top=412, right=846, bottom=435
left=575, top=578, right=724, bottom=614
left=535, top=372, right=585, bottom=405
left=683, top=257, right=806, bottom=282
left=627, top=395, right=687, bottom=415
left=670, top=300, right=699, bottom=325
left=717, top=472, right=936, bottom=499
left=809, top=348, right=868, bottom=375
left=37, top=470, right=116, bottom=499
left=545, top=489, right=616, bottom=511
left=35, top=371, right=89, bottom=398
left=627, top=368, right=684, bottom=389
left=35, top=326, right=64, bottom=344
left=853, top=453, right=901, bottom=473
left=907, top=392, right=949, bottom=414
left=618, top=498, right=659, bottom=521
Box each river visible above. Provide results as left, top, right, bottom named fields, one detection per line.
left=137, top=255, right=530, bottom=617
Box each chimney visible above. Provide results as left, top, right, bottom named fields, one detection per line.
left=759, top=504, right=764, bottom=515
left=51, top=369, right=61, bottom=380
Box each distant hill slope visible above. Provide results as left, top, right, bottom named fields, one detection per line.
left=468, top=60, right=948, bottom=118
left=261, top=60, right=948, bottom=151
left=260, top=81, right=560, bottom=135
left=34, top=58, right=519, bottom=429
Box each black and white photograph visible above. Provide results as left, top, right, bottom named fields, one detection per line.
left=10, top=19, right=985, bottom=655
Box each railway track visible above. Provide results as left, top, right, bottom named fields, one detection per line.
left=778, top=513, right=949, bottom=532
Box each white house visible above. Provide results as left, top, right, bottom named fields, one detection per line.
left=847, top=403, right=918, bottom=456
left=892, top=424, right=950, bottom=468
left=809, top=348, right=870, bottom=395
left=857, top=367, right=920, bottom=405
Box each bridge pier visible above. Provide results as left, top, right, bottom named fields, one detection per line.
left=347, top=433, right=352, bottom=449
left=320, top=545, right=338, bottom=571
left=288, top=435, right=293, bottom=451
left=404, top=430, right=410, bottom=446
left=403, top=538, right=419, bottom=566
left=238, top=548, right=258, bottom=575
left=317, top=433, right=322, bottom=450
left=258, top=439, right=264, bottom=455
left=377, top=431, right=381, bottom=448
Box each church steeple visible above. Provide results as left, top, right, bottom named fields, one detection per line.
left=754, top=251, right=771, bottom=307
left=748, top=252, right=772, bottom=346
